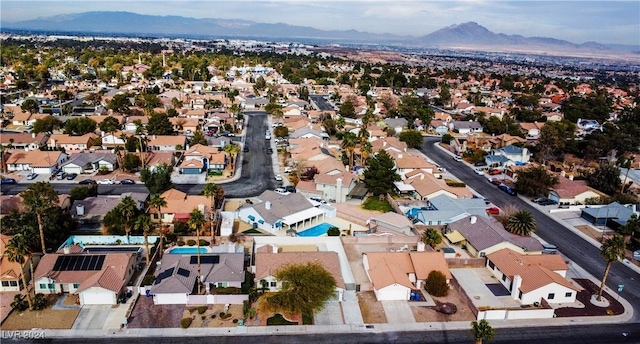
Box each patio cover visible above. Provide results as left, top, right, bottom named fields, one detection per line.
left=445, top=230, right=465, bottom=244
left=347, top=182, right=369, bottom=199
left=394, top=182, right=415, bottom=192
left=281, top=207, right=325, bottom=226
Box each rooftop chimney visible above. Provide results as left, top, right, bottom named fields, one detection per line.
left=265, top=201, right=271, bottom=210
left=470, top=216, right=477, bottom=224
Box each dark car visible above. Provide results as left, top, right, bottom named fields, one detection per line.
left=78, top=179, right=95, bottom=185
left=539, top=199, right=558, bottom=206
left=266, top=147, right=273, bottom=154
left=243, top=146, right=249, bottom=152
left=474, top=161, right=487, bottom=167
left=284, top=185, right=296, bottom=193
left=1, top=178, right=17, bottom=185
left=489, top=178, right=502, bottom=185
left=120, top=179, right=135, bottom=185
left=66, top=173, right=78, bottom=180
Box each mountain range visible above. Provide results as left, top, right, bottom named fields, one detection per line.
left=3, top=11, right=638, bottom=54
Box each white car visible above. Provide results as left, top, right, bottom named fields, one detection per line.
left=26, top=173, right=38, bottom=180
left=474, top=168, right=485, bottom=176
left=453, top=156, right=463, bottom=162
left=97, top=179, right=115, bottom=185
left=274, top=174, right=283, bottom=181
left=283, top=167, right=293, bottom=174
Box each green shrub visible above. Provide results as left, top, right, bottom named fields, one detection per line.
left=197, top=305, right=207, bottom=314
left=11, top=295, right=28, bottom=311
left=32, top=293, right=47, bottom=310
left=180, top=317, right=192, bottom=328
left=165, top=232, right=177, bottom=243
left=220, top=312, right=232, bottom=319
left=186, top=239, right=196, bottom=246
left=198, top=239, right=209, bottom=246
left=201, top=315, right=206, bottom=320
left=327, top=226, right=340, bottom=236
left=211, top=314, right=217, bottom=319
left=215, top=287, right=242, bottom=294
left=444, top=179, right=466, bottom=187
left=142, top=275, right=156, bottom=286
left=425, top=270, right=449, bottom=297
left=177, top=240, right=185, bottom=246
left=233, top=319, right=239, bottom=323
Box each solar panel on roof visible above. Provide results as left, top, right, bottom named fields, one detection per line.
left=177, top=268, right=190, bottom=278
left=80, top=256, right=91, bottom=270
left=52, top=255, right=106, bottom=271
left=191, top=255, right=219, bottom=265
left=87, top=255, right=98, bottom=270
left=94, top=255, right=105, bottom=270
left=154, top=267, right=175, bottom=284
left=71, top=256, right=83, bottom=270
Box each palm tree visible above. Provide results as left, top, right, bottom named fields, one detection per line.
left=20, top=182, right=59, bottom=253
left=223, top=143, right=240, bottom=173
left=134, top=214, right=153, bottom=264
left=5, top=234, right=33, bottom=309
left=341, top=132, right=357, bottom=172
left=619, top=213, right=640, bottom=243
left=471, top=319, right=495, bottom=344
left=203, top=183, right=224, bottom=243
left=505, top=210, right=536, bottom=236
left=188, top=209, right=206, bottom=294
left=148, top=194, right=167, bottom=257
left=118, top=196, right=138, bottom=243
left=597, top=234, right=626, bottom=301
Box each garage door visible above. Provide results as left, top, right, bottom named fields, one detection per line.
left=63, top=166, right=83, bottom=175
left=32, top=167, right=52, bottom=174
left=81, top=291, right=114, bottom=305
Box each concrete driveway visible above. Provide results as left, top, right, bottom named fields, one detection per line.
left=71, top=305, right=112, bottom=330
left=381, top=300, right=415, bottom=324
left=314, top=301, right=343, bottom=325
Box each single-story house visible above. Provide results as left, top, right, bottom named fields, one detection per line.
left=237, top=190, right=326, bottom=233
left=147, top=135, right=187, bottom=151
left=384, top=117, right=408, bottom=134
left=70, top=192, right=148, bottom=224
left=451, top=121, right=483, bottom=135
left=489, top=144, right=532, bottom=164
left=47, top=133, right=97, bottom=152
left=406, top=195, right=489, bottom=226
left=548, top=177, right=605, bottom=205
left=33, top=252, right=137, bottom=305
left=150, top=253, right=245, bottom=305
left=6, top=150, right=67, bottom=174
left=0, top=132, right=48, bottom=151
left=444, top=215, right=543, bottom=257
left=363, top=251, right=451, bottom=301
left=255, top=250, right=345, bottom=301
left=486, top=248, right=579, bottom=305
left=368, top=212, right=415, bottom=236
left=148, top=189, right=210, bottom=224
left=61, top=152, right=118, bottom=174
left=580, top=202, right=638, bottom=228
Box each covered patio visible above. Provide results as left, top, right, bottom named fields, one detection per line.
left=280, top=207, right=326, bottom=232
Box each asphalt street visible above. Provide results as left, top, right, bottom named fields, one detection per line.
left=419, top=136, right=640, bottom=324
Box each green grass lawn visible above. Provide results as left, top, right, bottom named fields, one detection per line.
left=362, top=197, right=394, bottom=212
left=266, top=313, right=298, bottom=325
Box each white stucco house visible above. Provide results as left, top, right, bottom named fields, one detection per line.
left=490, top=144, right=532, bottom=164
left=486, top=248, right=579, bottom=305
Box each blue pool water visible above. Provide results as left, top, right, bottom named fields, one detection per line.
left=169, top=247, right=208, bottom=254
left=297, top=222, right=334, bottom=237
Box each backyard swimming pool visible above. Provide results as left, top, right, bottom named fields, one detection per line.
left=297, top=222, right=334, bottom=237
left=168, top=247, right=208, bottom=254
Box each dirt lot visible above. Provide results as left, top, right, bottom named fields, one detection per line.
left=182, top=304, right=243, bottom=328
left=411, top=288, right=476, bottom=322
left=358, top=291, right=387, bottom=324
left=2, top=307, right=80, bottom=330
left=127, top=296, right=184, bottom=328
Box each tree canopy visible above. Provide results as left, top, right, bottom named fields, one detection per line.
left=588, top=164, right=622, bottom=196
left=514, top=165, right=559, bottom=196
left=98, top=116, right=121, bottom=133
left=398, top=130, right=424, bottom=149
left=140, top=163, right=174, bottom=194
left=363, top=150, right=400, bottom=196
left=64, top=117, right=97, bottom=136
left=146, top=113, right=175, bottom=135
left=505, top=210, right=536, bottom=236
left=264, top=261, right=337, bottom=317
left=32, top=116, right=62, bottom=133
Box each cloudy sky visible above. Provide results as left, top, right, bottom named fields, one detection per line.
left=2, top=1, right=639, bottom=45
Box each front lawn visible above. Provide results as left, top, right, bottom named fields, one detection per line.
left=362, top=197, right=394, bottom=213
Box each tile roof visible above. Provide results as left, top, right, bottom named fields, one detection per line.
left=487, top=249, right=577, bottom=294
left=48, top=133, right=97, bottom=145
left=255, top=251, right=345, bottom=289
left=552, top=177, right=597, bottom=198
left=364, top=252, right=451, bottom=290
left=0, top=132, right=47, bottom=145
left=0, top=234, right=24, bottom=281
left=6, top=150, right=64, bottom=167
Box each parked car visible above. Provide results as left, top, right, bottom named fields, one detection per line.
left=498, top=184, right=518, bottom=196
left=486, top=207, right=500, bottom=215
left=55, top=171, right=68, bottom=180
left=489, top=178, right=502, bottom=185
left=284, top=185, right=296, bottom=193
left=531, top=196, right=547, bottom=203
left=1, top=178, right=17, bottom=185
left=274, top=174, right=283, bottom=181
left=274, top=187, right=289, bottom=195
left=26, top=173, right=38, bottom=180
left=474, top=168, right=485, bottom=175
left=78, top=179, right=95, bottom=185
left=542, top=243, right=558, bottom=254
left=243, top=146, right=249, bottom=152
left=310, top=197, right=327, bottom=204
left=284, top=167, right=293, bottom=174
left=538, top=199, right=558, bottom=206
left=66, top=173, right=78, bottom=180
left=453, top=156, right=463, bottom=162
left=266, top=147, right=273, bottom=154
left=474, top=161, right=487, bottom=167
left=120, top=179, right=135, bottom=184
left=97, top=179, right=115, bottom=185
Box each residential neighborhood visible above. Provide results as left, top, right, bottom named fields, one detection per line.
left=0, top=29, right=639, bottom=343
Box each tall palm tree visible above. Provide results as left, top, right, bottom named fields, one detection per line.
left=223, top=143, right=240, bottom=172
left=20, top=182, right=58, bottom=253
left=118, top=196, right=138, bottom=243
left=505, top=210, right=536, bottom=236
left=471, top=319, right=495, bottom=344
left=5, top=234, right=33, bottom=309
left=598, top=234, right=626, bottom=301
left=203, top=183, right=224, bottom=243
left=148, top=194, right=167, bottom=257
left=134, top=214, right=153, bottom=264
left=341, top=132, right=357, bottom=172
left=188, top=209, right=206, bottom=294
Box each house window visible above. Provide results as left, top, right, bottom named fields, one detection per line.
left=48, top=283, right=55, bottom=289
left=73, top=283, right=80, bottom=289
left=10, top=281, right=18, bottom=287
left=518, top=291, right=523, bottom=299
left=39, top=283, right=47, bottom=289
left=548, top=293, right=555, bottom=300
left=565, top=292, right=572, bottom=298
left=216, top=282, right=228, bottom=288
left=488, top=261, right=495, bottom=269
left=501, top=274, right=507, bottom=282
left=270, top=282, right=277, bottom=287
left=248, top=215, right=255, bottom=221
left=1, top=281, right=9, bottom=287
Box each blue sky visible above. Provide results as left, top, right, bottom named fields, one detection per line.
left=2, top=1, right=639, bottom=45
